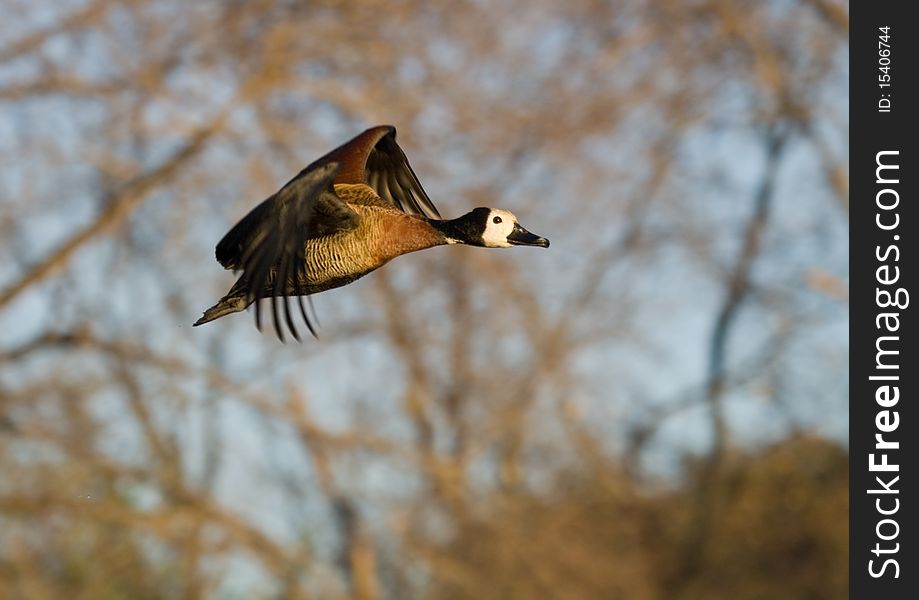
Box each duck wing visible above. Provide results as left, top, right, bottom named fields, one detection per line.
left=299, top=125, right=442, bottom=219
left=215, top=161, right=358, bottom=341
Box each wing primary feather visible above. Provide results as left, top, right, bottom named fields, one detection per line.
left=255, top=295, right=263, bottom=332
left=297, top=296, right=319, bottom=339
left=302, top=296, right=318, bottom=338
left=229, top=162, right=340, bottom=341
left=280, top=259, right=301, bottom=342
left=356, top=128, right=441, bottom=218
left=285, top=299, right=299, bottom=342
left=307, top=295, right=321, bottom=330
left=277, top=256, right=291, bottom=341
left=271, top=294, right=284, bottom=343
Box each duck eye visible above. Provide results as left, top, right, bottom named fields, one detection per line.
left=492, top=216, right=502, bottom=224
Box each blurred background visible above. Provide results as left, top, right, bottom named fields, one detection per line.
left=1, top=1, right=848, bottom=598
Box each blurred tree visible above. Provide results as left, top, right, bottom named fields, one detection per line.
left=423, top=435, right=847, bottom=600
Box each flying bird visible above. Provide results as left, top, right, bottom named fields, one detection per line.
left=194, top=125, right=549, bottom=341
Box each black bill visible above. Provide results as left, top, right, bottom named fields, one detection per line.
left=507, top=223, right=550, bottom=248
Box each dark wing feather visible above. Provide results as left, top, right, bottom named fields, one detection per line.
left=216, top=161, right=358, bottom=341
left=292, top=125, right=441, bottom=219
left=364, top=130, right=442, bottom=218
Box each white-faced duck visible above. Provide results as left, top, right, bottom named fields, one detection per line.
left=194, top=125, right=549, bottom=341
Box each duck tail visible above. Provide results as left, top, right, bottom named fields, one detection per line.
left=193, top=294, right=248, bottom=327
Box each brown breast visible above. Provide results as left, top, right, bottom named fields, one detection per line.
left=299, top=207, right=444, bottom=294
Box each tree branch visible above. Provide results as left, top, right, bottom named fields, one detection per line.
left=0, top=116, right=224, bottom=310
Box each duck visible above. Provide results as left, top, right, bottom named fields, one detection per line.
left=194, top=125, right=549, bottom=341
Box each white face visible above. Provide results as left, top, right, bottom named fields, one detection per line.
left=481, top=209, right=518, bottom=248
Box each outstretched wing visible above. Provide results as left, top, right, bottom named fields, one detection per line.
left=216, top=161, right=358, bottom=342
left=297, top=125, right=442, bottom=219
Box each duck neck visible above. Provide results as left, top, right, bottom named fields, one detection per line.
left=428, top=218, right=461, bottom=245
left=429, top=214, right=481, bottom=246
left=376, top=215, right=454, bottom=262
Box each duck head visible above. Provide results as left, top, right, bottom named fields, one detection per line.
left=437, top=207, right=549, bottom=248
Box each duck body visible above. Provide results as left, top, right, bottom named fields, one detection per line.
left=226, top=200, right=442, bottom=296
left=195, top=125, right=548, bottom=341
